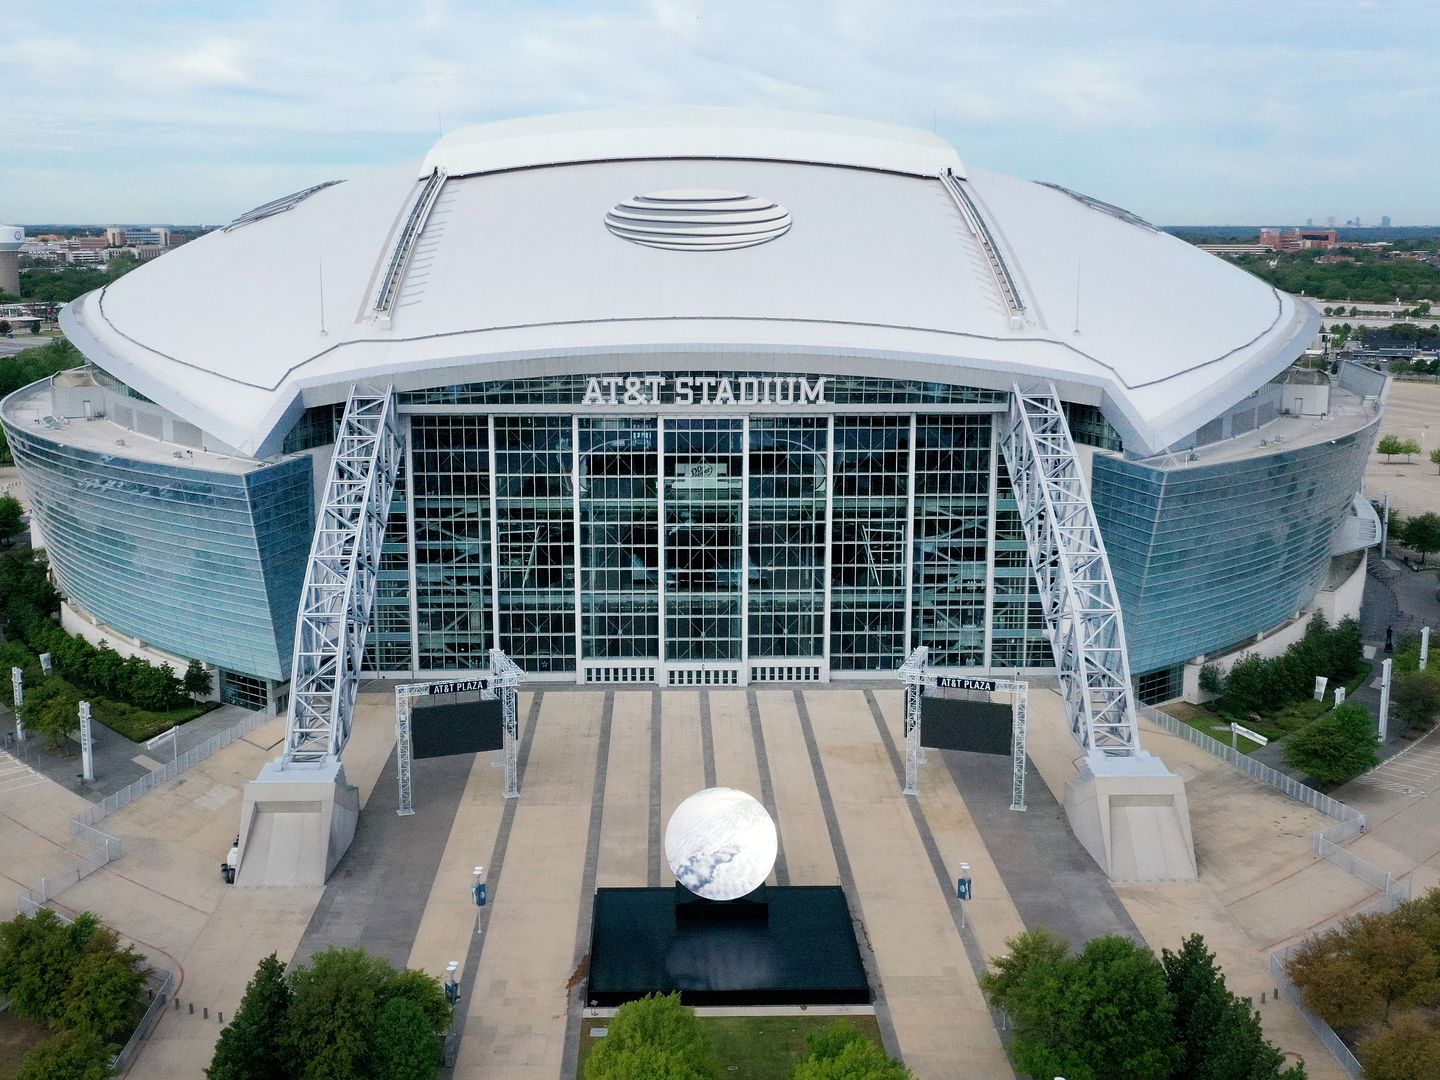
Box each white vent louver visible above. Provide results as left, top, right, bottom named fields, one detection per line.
left=605, top=189, right=791, bottom=251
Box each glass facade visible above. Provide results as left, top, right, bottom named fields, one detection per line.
left=412, top=415, right=492, bottom=668
left=36, top=364, right=1372, bottom=690
left=355, top=380, right=1055, bottom=681
left=1092, top=415, right=1379, bottom=675
left=3, top=423, right=311, bottom=681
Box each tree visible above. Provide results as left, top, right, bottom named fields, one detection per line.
left=87, top=642, right=126, bottom=698
left=980, top=929, right=1180, bottom=1080
left=1161, top=934, right=1305, bottom=1080
left=184, top=659, right=214, bottom=703
left=60, top=924, right=145, bottom=1046
left=24, top=676, right=82, bottom=751
left=383, top=966, right=452, bottom=1037
left=207, top=953, right=291, bottom=1080
left=1377, top=434, right=1406, bottom=461
left=1401, top=437, right=1423, bottom=461
left=285, top=947, right=393, bottom=1080
left=1432, top=446, right=1440, bottom=474
left=281, top=946, right=450, bottom=1080
left=0, top=319, right=10, bottom=336
left=0, top=909, right=99, bottom=1023
left=1391, top=669, right=1440, bottom=733
left=372, top=997, right=442, bottom=1080
left=1282, top=703, right=1379, bottom=784
left=0, top=494, right=23, bottom=542
left=14, top=1028, right=112, bottom=1080
left=1285, top=909, right=1440, bottom=1027
left=791, top=1021, right=912, bottom=1080
left=584, top=993, right=719, bottom=1080
left=1356, top=1010, right=1440, bottom=1080
left=1402, top=512, right=1440, bottom=566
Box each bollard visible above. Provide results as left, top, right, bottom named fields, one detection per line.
left=203, top=1007, right=208, bottom=1019
left=189, top=1002, right=194, bottom=1014
left=1261, top=991, right=1266, bottom=1004
left=174, top=997, right=180, bottom=1010
left=219, top=1011, right=224, bottom=1024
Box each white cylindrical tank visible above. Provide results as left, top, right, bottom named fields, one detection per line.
left=0, top=226, right=23, bottom=296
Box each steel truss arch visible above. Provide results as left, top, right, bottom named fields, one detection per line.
left=998, top=384, right=1141, bottom=758
left=284, top=386, right=402, bottom=766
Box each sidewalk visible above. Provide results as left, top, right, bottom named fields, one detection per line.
left=1, top=697, right=260, bottom=802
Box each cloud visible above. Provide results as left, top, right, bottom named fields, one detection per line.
left=4, top=0, right=1438, bottom=223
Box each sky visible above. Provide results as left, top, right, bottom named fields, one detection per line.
left=3, top=0, right=1437, bottom=226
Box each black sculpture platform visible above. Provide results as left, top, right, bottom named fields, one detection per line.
left=587, top=885, right=869, bottom=1007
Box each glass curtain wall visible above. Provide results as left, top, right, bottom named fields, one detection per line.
left=579, top=417, right=660, bottom=658
left=990, top=460, right=1050, bottom=667
left=748, top=417, right=826, bottom=659
left=494, top=416, right=576, bottom=672
left=912, top=414, right=991, bottom=667
left=365, top=459, right=413, bottom=671
left=830, top=416, right=910, bottom=670
left=663, top=418, right=744, bottom=662
left=413, top=416, right=492, bottom=667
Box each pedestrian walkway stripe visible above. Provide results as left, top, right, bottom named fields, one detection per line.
left=793, top=690, right=900, bottom=1060
left=648, top=691, right=662, bottom=888
left=699, top=690, right=717, bottom=789
left=863, top=689, right=1021, bottom=1077
left=446, top=692, right=543, bottom=1070
left=560, top=692, right=615, bottom=1080
left=745, top=690, right=789, bottom=887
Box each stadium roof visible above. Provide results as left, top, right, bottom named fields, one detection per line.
left=61, top=108, right=1316, bottom=458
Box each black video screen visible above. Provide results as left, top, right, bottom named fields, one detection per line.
left=920, top=697, right=1012, bottom=756
left=411, top=698, right=504, bottom=759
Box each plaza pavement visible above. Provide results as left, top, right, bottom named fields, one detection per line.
left=5, top=684, right=1397, bottom=1079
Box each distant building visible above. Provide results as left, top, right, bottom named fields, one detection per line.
left=108, top=226, right=172, bottom=249
left=1381, top=215, right=1392, bottom=228
left=1259, top=227, right=1339, bottom=252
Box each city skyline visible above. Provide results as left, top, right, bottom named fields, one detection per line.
left=3, top=0, right=1438, bottom=225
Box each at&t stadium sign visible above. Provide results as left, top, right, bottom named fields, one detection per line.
left=582, top=375, right=827, bottom=407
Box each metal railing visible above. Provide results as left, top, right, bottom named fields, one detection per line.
left=1140, top=703, right=1412, bottom=907
left=111, top=965, right=176, bottom=1073
left=1269, top=949, right=1364, bottom=1079
left=1139, top=704, right=1365, bottom=825
left=15, top=707, right=277, bottom=913
left=74, top=707, right=276, bottom=828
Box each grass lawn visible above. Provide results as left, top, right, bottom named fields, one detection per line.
left=1171, top=662, right=1375, bottom=752
left=94, top=698, right=221, bottom=742
left=578, top=1012, right=886, bottom=1078
left=0, top=1012, right=49, bottom=1080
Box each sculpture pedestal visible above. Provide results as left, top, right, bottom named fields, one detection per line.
left=588, top=886, right=867, bottom=1007
left=1064, top=753, right=1197, bottom=882
left=674, top=882, right=769, bottom=924
left=233, top=759, right=359, bottom=887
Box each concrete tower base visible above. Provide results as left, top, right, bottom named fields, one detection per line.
left=1064, top=754, right=1198, bottom=882
left=234, top=759, right=359, bottom=887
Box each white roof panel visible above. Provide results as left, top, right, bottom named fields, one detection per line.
left=61, top=110, right=1316, bottom=458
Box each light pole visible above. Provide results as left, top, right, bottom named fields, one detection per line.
left=11, top=666, right=24, bottom=743
left=956, top=861, right=972, bottom=928
left=443, top=960, right=460, bottom=1006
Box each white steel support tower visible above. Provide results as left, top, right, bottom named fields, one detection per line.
left=235, top=386, right=403, bottom=886
left=898, top=646, right=1028, bottom=810
left=394, top=648, right=525, bottom=816
left=997, top=383, right=1140, bottom=758
left=284, top=386, right=403, bottom=765
left=994, top=384, right=1196, bottom=881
